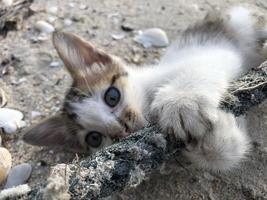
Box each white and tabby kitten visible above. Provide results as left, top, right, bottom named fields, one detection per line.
left=24, top=7, right=267, bottom=171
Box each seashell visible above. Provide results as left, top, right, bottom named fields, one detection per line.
left=111, top=33, right=125, bottom=40
left=1, top=0, right=13, bottom=7
left=35, top=21, right=55, bottom=33
left=0, top=108, right=24, bottom=134
left=4, top=163, right=32, bottom=189
left=0, top=89, right=7, bottom=108
left=134, top=28, right=169, bottom=48
left=0, top=147, right=12, bottom=185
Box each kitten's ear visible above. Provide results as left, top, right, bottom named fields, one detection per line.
left=23, top=115, right=84, bottom=152
left=52, top=31, right=113, bottom=80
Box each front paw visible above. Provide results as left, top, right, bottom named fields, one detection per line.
left=150, top=92, right=218, bottom=141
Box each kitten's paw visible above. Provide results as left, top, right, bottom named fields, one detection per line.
left=183, top=111, right=250, bottom=171
left=150, top=89, right=218, bottom=141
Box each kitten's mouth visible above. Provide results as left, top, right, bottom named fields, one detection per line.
left=117, top=119, right=133, bottom=134
left=117, top=117, right=146, bottom=136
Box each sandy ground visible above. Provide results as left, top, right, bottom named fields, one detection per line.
left=0, top=0, right=266, bottom=199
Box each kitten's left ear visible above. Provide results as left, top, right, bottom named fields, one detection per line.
left=52, top=31, right=114, bottom=80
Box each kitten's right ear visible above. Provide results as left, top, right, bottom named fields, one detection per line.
left=52, top=31, right=113, bottom=81
left=23, top=115, right=84, bottom=152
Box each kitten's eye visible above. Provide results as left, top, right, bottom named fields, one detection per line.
left=85, top=131, right=103, bottom=148
left=104, top=86, right=121, bottom=107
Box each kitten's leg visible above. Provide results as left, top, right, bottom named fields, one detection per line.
left=150, top=77, right=250, bottom=171
left=183, top=111, right=250, bottom=171
left=149, top=7, right=266, bottom=171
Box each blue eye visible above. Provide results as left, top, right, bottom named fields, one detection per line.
left=104, top=86, right=121, bottom=107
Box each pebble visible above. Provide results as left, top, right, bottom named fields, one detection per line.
left=35, top=21, right=55, bottom=33
left=79, top=4, right=88, bottom=10
left=134, top=28, right=169, bottom=48
left=0, top=108, right=24, bottom=134
left=49, top=61, right=61, bottom=68
left=47, top=16, right=57, bottom=23
left=30, top=33, right=49, bottom=43
left=46, top=6, right=58, bottom=14
left=4, top=163, right=32, bottom=189
left=11, top=77, right=27, bottom=86
left=121, top=24, right=134, bottom=32
left=0, top=147, right=12, bottom=185
left=37, top=33, right=49, bottom=42
left=30, top=111, right=41, bottom=119
left=68, top=2, right=75, bottom=8
left=64, top=19, right=73, bottom=26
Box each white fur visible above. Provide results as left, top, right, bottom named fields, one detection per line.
left=226, top=6, right=264, bottom=69
left=126, top=7, right=259, bottom=171
left=183, top=111, right=250, bottom=171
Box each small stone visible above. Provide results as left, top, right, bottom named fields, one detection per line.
left=63, top=19, right=73, bottom=26
left=192, top=4, right=200, bottom=12
left=121, top=24, right=134, bottom=32
left=47, top=16, right=57, bottom=23
left=49, top=61, right=61, bottom=68
left=35, top=21, right=55, bottom=33
left=134, top=28, right=169, bottom=48
left=79, top=4, right=87, bottom=10
left=30, top=111, right=41, bottom=119
left=0, top=147, right=12, bottom=185
left=68, top=2, right=75, bottom=8
left=2, top=65, right=14, bottom=76
left=71, top=14, right=84, bottom=22
left=4, top=163, right=32, bottom=189
left=31, top=33, right=49, bottom=43
left=46, top=6, right=58, bottom=14
left=0, top=108, right=24, bottom=134
left=37, top=33, right=49, bottom=42
left=11, top=77, right=27, bottom=86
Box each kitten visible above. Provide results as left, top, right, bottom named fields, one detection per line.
left=23, top=7, right=267, bottom=171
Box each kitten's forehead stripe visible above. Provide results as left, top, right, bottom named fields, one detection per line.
left=111, top=72, right=128, bottom=85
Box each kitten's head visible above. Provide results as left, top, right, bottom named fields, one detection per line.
left=23, top=32, right=146, bottom=153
